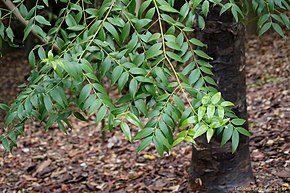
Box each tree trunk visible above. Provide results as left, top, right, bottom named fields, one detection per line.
left=189, top=7, right=254, bottom=193
left=246, top=0, right=258, bottom=36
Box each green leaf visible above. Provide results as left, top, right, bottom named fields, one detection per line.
left=135, top=99, right=148, bottom=116
left=206, top=128, right=214, bottom=143
left=57, top=120, right=67, bottom=135
left=236, top=127, right=251, bottom=137
left=184, top=136, right=195, bottom=144
left=8, top=130, right=17, bottom=143
left=188, top=69, right=201, bottom=85
left=121, top=22, right=130, bottom=42
left=207, top=104, right=215, bottom=119
left=200, top=66, right=213, bottom=75
left=221, top=101, right=234, bottom=107
left=44, top=95, right=53, bottom=112
left=181, top=62, right=195, bottom=75
left=78, top=84, right=92, bottom=106
left=221, top=124, right=233, bottom=146
left=232, top=118, right=246, bottom=126
left=137, top=136, right=152, bottom=152
left=35, top=15, right=51, bottom=26
left=220, top=3, right=231, bottom=15
left=172, top=137, right=183, bottom=147
left=118, top=72, right=129, bottom=91
left=155, top=129, right=171, bottom=149
left=198, top=15, right=205, bottom=30
left=153, top=136, right=164, bottom=157
left=88, top=99, right=102, bottom=115
left=6, top=27, right=14, bottom=41
left=101, top=56, right=112, bottom=76
left=259, top=22, right=271, bottom=36
left=138, top=0, right=152, bottom=17
left=167, top=52, right=183, bottom=62
left=193, top=124, right=208, bottom=139
left=272, top=23, right=285, bottom=38
left=194, top=50, right=213, bottom=60
left=50, top=87, right=68, bottom=108
left=65, top=14, right=77, bottom=27
left=232, top=129, right=239, bottom=153
left=180, top=2, right=189, bottom=18
left=111, top=66, right=124, bottom=85
left=121, top=121, right=132, bottom=142
left=73, top=112, right=87, bottom=122
left=129, top=79, right=138, bottom=98
left=160, top=122, right=173, bottom=144
left=1, top=137, right=11, bottom=152
left=146, top=43, right=162, bottom=59
left=217, top=105, right=224, bottom=118
left=28, top=51, right=36, bottom=68
left=129, top=67, right=147, bottom=75
left=198, top=106, right=206, bottom=121
left=190, top=38, right=207, bottom=47
left=155, top=67, right=169, bottom=84
left=43, top=0, right=49, bottom=6
left=204, top=76, right=217, bottom=86
left=126, top=112, right=143, bottom=128
left=201, top=95, right=210, bottom=105
left=83, top=95, right=96, bottom=111
left=165, top=41, right=181, bottom=50
left=45, top=114, right=58, bottom=130
left=159, top=5, right=179, bottom=13
left=202, top=0, right=209, bottom=17
left=135, top=127, right=154, bottom=140
left=103, top=22, right=120, bottom=43
left=96, top=106, right=107, bottom=126
left=211, top=92, right=221, bottom=104
left=0, top=103, right=9, bottom=111
left=172, top=95, right=185, bottom=111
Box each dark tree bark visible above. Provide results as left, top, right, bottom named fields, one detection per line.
left=189, top=7, right=254, bottom=193
left=246, top=0, right=258, bottom=36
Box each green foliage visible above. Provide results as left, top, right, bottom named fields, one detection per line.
left=0, top=0, right=288, bottom=156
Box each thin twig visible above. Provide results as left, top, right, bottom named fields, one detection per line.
left=1, top=0, right=61, bottom=52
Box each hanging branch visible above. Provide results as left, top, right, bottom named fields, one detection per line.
left=1, top=0, right=61, bottom=52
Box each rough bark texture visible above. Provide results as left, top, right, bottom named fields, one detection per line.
left=189, top=8, right=254, bottom=193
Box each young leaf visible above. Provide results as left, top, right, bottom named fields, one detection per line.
left=211, top=92, right=221, bottom=104
left=206, top=128, right=214, bottom=143
left=198, top=106, right=206, bottom=121
left=207, top=104, right=215, bottom=119
left=193, top=124, right=208, bottom=139
left=232, top=118, right=246, bottom=126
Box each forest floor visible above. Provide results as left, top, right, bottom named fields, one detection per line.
left=0, top=32, right=289, bottom=193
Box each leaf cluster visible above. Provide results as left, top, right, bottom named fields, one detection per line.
left=0, top=0, right=288, bottom=156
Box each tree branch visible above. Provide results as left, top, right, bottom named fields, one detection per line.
left=1, top=0, right=61, bottom=52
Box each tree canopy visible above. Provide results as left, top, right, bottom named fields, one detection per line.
left=0, top=0, right=289, bottom=156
